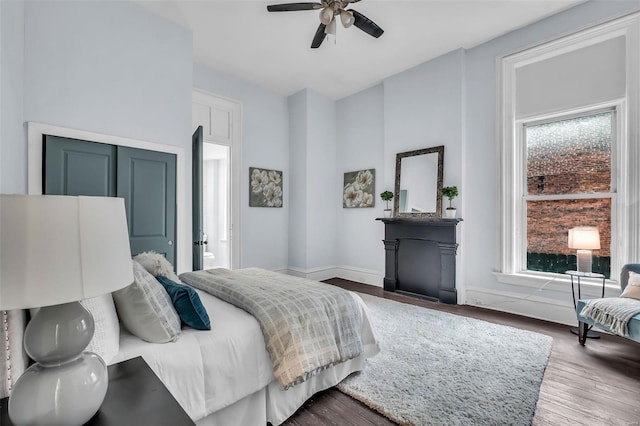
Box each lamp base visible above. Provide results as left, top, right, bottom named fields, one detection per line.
left=576, top=250, right=593, bottom=273
left=8, top=301, right=108, bottom=426
left=9, top=353, right=108, bottom=425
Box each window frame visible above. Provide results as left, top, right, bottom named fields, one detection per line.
left=497, top=12, right=640, bottom=291
left=517, top=106, right=619, bottom=277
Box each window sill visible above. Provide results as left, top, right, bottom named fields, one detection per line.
left=493, top=271, right=621, bottom=298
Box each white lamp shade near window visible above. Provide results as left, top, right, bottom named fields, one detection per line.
left=568, top=226, right=601, bottom=250
left=0, top=194, right=134, bottom=426
left=568, top=226, right=600, bottom=273
left=0, top=195, right=134, bottom=310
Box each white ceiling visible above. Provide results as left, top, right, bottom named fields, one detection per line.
left=138, top=0, right=585, bottom=100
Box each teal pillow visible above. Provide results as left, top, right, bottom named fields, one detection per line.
left=156, top=276, right=211, bottom=330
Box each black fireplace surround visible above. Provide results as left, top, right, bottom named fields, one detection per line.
left=378, top=217, right=462, bottom=304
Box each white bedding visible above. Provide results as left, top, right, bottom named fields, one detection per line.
left=111, top=287, right=379, bottom=424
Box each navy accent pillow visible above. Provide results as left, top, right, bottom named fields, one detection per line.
left=155, top=276, right=211, bottom=330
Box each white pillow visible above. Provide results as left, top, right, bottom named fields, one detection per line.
left=113, top=261, right=181, bottom=343
left=621, top=270, right=640, bottom=300
left=81, top=295, right=120, bottom=364
left=29, top=295, right=120, bottom=364
left=133, top=251, right=181, bottom=282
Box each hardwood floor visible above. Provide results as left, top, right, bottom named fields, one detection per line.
left=283, top=278, right=640, bottom=426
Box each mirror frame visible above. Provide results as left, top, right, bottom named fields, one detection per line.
left=394, top=145, right=444, bottom=218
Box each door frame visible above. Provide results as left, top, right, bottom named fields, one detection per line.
left=192, top=88, right=242, bottom=269
left=27, top=122, right=189, bottom=273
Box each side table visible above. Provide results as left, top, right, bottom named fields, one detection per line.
left=565, top=270, right=605, bottom=339
left=0, top=356, right=194, bottom=426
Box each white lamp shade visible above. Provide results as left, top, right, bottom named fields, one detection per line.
left=340, top=10, right=355, bottom=28
left=0, top=195, right=134, bottom=310
left=568, top=226, right=601, bottom=250
left=319, top=7, right=334, bottom=25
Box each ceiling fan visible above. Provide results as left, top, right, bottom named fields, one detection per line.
left=266, top=1, right=384, bottom=49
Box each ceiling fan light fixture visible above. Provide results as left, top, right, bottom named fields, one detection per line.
left=340, top=10, right=354, bottom=28
left=325, top=19, right=336, bottom=35
left=319, top=7, right=334, bottom=25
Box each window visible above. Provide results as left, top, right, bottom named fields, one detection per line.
left=498, top=13, right=639, bottom=288
left=524, top=111, right=614, bottom=278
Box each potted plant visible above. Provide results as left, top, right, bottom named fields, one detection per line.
left=380, top=190, right=394, bottom=218
left=441, top=186, right=458, bottom=218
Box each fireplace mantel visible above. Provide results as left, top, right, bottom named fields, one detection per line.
left=377, top=217, right=462, bottom=304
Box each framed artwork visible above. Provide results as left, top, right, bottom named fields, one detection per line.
left=249, top=167, right=283, bottom=207
left=343, top=169, right=375, bottom=208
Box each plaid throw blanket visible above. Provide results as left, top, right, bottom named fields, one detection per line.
left=179, top=268, right=363, bottom=389
left=580, top=297, right=640, bottom=337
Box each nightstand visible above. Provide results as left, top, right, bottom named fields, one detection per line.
left=0, top=357, right=194, bottom=426
left=565, top=270, right=606, bottom=339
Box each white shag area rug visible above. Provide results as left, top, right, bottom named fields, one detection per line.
left=337, top=293, right=553, bottom=426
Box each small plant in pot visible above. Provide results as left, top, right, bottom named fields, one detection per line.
left=380, top=191, right=394, bottom=218
left=441, top=186, right=458, bottom=218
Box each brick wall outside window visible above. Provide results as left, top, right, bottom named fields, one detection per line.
left=525, top=112, right=612, bottom=277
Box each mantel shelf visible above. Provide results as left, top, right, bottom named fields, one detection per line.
left=376, top=217, right=463, bottom=226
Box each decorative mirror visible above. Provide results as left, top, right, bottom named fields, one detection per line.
left=394, top=146, right=444, bottom=217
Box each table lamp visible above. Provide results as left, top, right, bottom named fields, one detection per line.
left=568, top=226, right=601, bottom=273
left=0, top=195, right=134, bottom=425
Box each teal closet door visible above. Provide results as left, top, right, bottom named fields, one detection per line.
left=117, top=147, right=177, bottom=267
left=44, top=135, right=116, bottom=197
left=44, top=136, right=178, bottom=269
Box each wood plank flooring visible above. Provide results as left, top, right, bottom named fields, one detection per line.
left=283, top=278, right=640, bottom=426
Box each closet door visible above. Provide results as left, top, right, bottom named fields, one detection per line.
left=44, top=136, right=177, bottom=268
left=117, top=147, right=177, bottom=266
left=43, top=135, right=116, bottom=197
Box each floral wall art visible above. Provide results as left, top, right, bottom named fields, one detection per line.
left=343, top=169, right=375, bottom=208
left=250, top=167, right=283, bottom=207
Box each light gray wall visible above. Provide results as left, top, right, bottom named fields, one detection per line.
left=24, top=1, right=192, bottom=148
left=287, top=89, right=338, bottom=272
left=1, top=1, right=25, bottom=194
left=383, top=49, right=465, bottom=217
left=305, top=90, right=337, bottom=270
left=193, top=63, right=291, bottom=271
left=516, top=35, right=626, bottom=118
left=336, top=85, right=385, bottom=275
left=1, top=0, right=192, bottom=195
left=334, top=0, right=639, bottom=305
left=463, top=0, right=639, bottom=302
left=1, top=0, right=193, bottom=272
left=288, top=90, right=308, bottom=269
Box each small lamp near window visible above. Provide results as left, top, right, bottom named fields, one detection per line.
left=568, top=226, right=601, bottom=273
left=0, top=195, right=133, bottom=425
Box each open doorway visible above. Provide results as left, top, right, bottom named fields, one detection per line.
left=202, top=143, right=230, bottom=269
left=192, top=89, right=242, bottom=271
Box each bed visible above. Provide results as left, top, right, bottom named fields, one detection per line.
left=101, top=268, right=379, bottom=425
left=0, top=265, right=379, bottom=425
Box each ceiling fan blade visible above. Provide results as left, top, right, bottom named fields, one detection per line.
left=311, top=23, right=327, bottom=48
left=344, top=0, right=362, bottom=3
left=267, top=3, right=323, bottom=12
left=350, top=9, right=384, bottom=38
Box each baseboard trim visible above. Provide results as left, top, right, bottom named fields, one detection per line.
left=466, top=286, right=578, bottom=326
left=277, top=266, right=384, bottom=287
left=333, top=266, right=384, bottom=287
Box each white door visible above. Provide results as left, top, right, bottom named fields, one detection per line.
left=192, top=89, right=242, bottom=270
